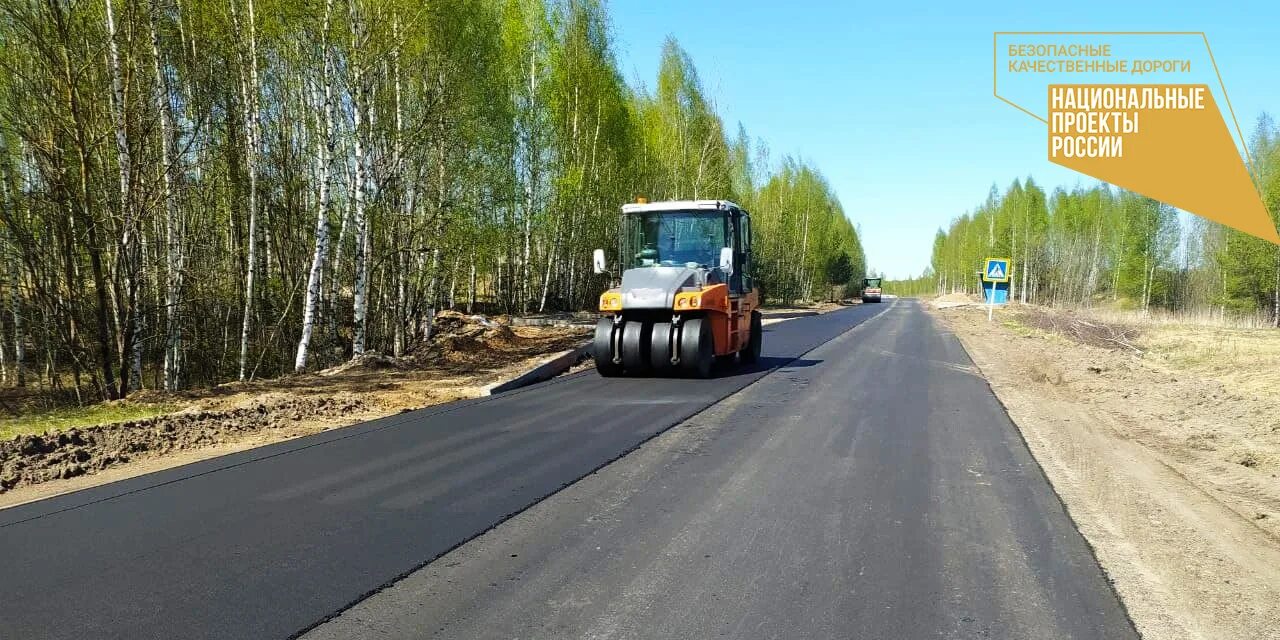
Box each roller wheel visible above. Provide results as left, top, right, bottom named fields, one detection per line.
left=740, top=310, right=762, bottom=364
left=593, top=318, right=622, bottom=377
left=649, top=321, right=675, bottom=373
left=678, top=317, right=714, bottom=379
left=620, top=320, right=650, bottom=374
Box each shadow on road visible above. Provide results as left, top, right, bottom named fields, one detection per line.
left=761, top=311, right=820, bottom=320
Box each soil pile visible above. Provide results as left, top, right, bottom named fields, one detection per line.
left=411, top=311, right=583, bottom=368
left=1, top=394, right=365, bottom=493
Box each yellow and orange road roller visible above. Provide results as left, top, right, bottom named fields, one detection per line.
left=591, top=199, right=761, bottom=378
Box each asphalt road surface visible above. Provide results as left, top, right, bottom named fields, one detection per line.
left=0, top=300, right=1137, bottom=639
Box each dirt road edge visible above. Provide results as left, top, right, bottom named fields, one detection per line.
left=932, top=304, right=1280, bottom=640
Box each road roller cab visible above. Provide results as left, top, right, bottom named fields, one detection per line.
left=861, top=277, right=882, bottom=303
left=591, top=200, right=762, bottom=378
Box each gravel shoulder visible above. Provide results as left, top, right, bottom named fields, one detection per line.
left=932, top=301, right=1280, bottom=640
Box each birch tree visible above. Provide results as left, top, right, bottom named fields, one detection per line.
left=295, top=0, right=335, bottom=371
left=232, top=0, right=261, bottom=381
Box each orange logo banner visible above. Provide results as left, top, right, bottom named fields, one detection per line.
left=1047, top=84, right=1278, bottom=243
left=994, top=32, right=1278, bottom=245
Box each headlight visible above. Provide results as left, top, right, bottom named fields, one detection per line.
left=599, top=292, right=622, bottom=310
left=674, top=292, right=702, bottom=309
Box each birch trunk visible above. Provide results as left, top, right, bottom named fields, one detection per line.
left=1008, top=220, right=1017, bottom=302
left=1146, top=254, right=1157, bottom=314
left=0, top=161, right=21, bottom=387
left=468, top=253, right=476, bottom=314
left=104, top=0, right=141, bottom=395
left=148, top=0, right=184, bottom=390
left=798, top=204, right=810, bottom=300
left=5, top=234, right=20, bottom=388
left=391, top=16, right=410, bottom=357
left=520, top=47, right=539, bottom=312
left=327, top=170, right=353, bottom=337
left=1020, top=229, right=1030, bottom=304
left=62, top=38, right=118, bottom=398
left=295, top=3, right=335, bottom=372
left=393, top=252, right=405, bottom=356
left=5, top=264, right=13, bottom=386
left=419, top=71, right=449, bottom=339
left=349, top=0, right=370, bottom=356
left=1273, top=250, right=1280, bottom=328
left=234, top=0, right=261, bottom=381
left=423, top=248, right=441, bottom=340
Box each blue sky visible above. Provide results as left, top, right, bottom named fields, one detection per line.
left=609, top=0, right=1280, bottom=278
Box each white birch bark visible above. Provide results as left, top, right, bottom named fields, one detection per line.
left=1020, top=224, right=1030, bottom=304
left=0, top=160, right=21, bottom=387
left=4, top=237, right=19, bottom=388
left=104, top=0, right=142, bottom=393
left=148, top=0, right=185, bottom=390
left=295, top=0, right=335, bottom=372
left=520, top=48, right=539, bottom=312
left=234, top=0, right=260, bottom=381
left=468, top=253, right=476, bottom=314
left=391, top=16, right=410, bottom=357
left=327, top=169, right=352, bottom=336
left=1273, top=251, right=1280, bottom=328
left=349, top=0, right=370, bottom=355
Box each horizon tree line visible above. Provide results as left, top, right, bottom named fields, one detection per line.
left=885, top=115, right=1280, bottom=325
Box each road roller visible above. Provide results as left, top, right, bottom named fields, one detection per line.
left=591, top=199, right=762, bottom=378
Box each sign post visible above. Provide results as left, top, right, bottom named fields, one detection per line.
left=987, top=281, right=995, bottom=322
left=981, top=258, right=1012, bottom=322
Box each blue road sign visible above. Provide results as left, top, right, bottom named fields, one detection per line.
left=983, top=258, right=1011, bottom=283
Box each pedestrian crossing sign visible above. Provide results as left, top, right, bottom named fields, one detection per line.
left=983, top=258, right=1011, bottom=283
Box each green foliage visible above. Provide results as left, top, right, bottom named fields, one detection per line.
left=882, top=272, right=934, bottom=298
left=751, top=159, right=863, bottom=303
left=0, top=0, right=865, bottom=398
left=825, top=251, right=855, bottom=287
left=0, top=403, right=178, bottom=440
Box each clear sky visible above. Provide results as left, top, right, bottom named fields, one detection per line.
left=608, top=0, right=1280, bottom=279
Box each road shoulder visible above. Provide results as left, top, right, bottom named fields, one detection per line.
left=932, top=302, right=1280, bottom=640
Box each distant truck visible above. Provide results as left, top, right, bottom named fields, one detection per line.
left=861, top=277, right=882, bottom=303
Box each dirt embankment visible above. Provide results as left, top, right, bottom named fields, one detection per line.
left=0, top=394, right=368, bottom=492
left=933, top=301, right=1280, bottom=640
left=0, top=311, right=589, bottom=505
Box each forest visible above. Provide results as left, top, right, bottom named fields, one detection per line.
left=887, top=115, right=1280, bottom=326
left=0, top=0, right=866, bottom=400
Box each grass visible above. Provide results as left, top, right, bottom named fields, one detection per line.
left=0, top=402, right=177, bottom=440
left=997, top=313, right=1074, bottom=345
left=1022, top=302, right=1280, bottom=397
left=1002, top=318, right=1038, bottom=338
left=1140, top=326, right=1280, bottom=397
left=1088, top=306, right=1274, bottom=330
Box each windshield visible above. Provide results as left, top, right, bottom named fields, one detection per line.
left=864, top=278, right=882, bottom=288
left=625, top=211, right=728, bottom=269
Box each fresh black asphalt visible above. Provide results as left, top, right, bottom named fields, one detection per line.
left=0, top=302, right=890, bottom=640
left=303, top=300, right=1137, bottom=639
